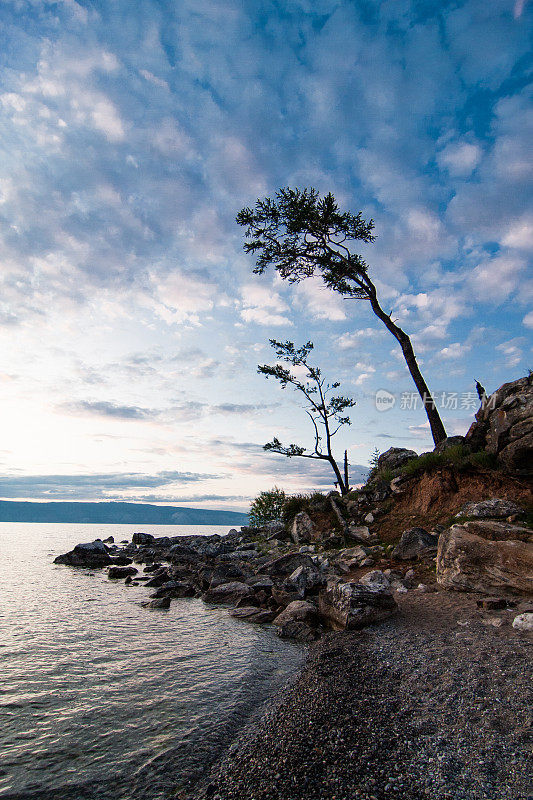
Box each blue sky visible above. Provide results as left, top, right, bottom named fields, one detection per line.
left=0, top=0, right=531, bottom=509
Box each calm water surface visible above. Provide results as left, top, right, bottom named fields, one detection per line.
left=0, top=523, right=304, bottom=799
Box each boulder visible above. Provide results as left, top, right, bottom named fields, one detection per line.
left=392, top=527, right=439, bottom=560
left=108, top=566, right=138, bottom=579
left=283, top=565, right=325, bottom=598
left=512, top=612, right=533, bottom=631
left=318, top=581, right=397, bottom=630
left=142, top=597, right=171, bottom=609
left=456, top=498, right=524, bottom=519
left=377, top=447, right=418, bottom=473
left=150, top=581, right=196, bottom=598
left=145, top=569, right=172, bottom=587
left=54, top=540, right=113, bottom=567
left=206, top=564, right=248, bottom=589
left=132, top=532, right=155, bottom=545
left=464, top=375, right=533, bottom=471
left=257, top=552, right=316, bottom=577
left=276, top=621, right=321, bottom=642
left=216, top=550, right=260, bottom=561
left=246, top=576, right=274, bottom=592
left=290, top=511, right=315, bottom=544
left=103, top=536, right=114, bottom=543
left=202, top=581, right=254, bottom=605
left=229, top=607, right=277, bottom=623
left=273, top=600, right=318, bottom=627
left=437, top=524, right=533, bottom=596
left=359, top=570, right=391, bottom=590
left=433, top=436, right=466, bottom=454
left=346, top=525, right=372, bottom=544
left=271, top=586, right=301, bottom=608
left=446, top=519, right=532, bottom=543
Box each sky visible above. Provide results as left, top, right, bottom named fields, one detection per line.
left=0, top=0, right=531, bottom=510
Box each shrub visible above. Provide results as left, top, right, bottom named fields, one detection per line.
left=281, top=491, right=330, bottom=525
left=249, top=487, right=287, bottom=528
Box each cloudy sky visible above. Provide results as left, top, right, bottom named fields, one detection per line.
left=0, top=0, right=531, bottom=510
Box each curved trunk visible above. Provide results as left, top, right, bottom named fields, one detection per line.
left=367, top=289, right=447, bottom=446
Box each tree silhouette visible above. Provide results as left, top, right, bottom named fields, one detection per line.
left=237, top=187, right=447, bottom=445
left=259, top=339, right=355, bottom=495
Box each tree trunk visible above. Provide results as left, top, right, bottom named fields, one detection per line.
left=328, top=455, right=347, bottom=495
left=344, top=449, right=350, bottom=493
left=367, top=288, right=447, bottom=445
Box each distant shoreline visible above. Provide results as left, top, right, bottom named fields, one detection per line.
left=0, top=499, right=248, bottom=526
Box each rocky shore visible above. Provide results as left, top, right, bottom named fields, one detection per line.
left=189, top=590, right=532, bottom=800
left=52, top=375, right=533, bottom=800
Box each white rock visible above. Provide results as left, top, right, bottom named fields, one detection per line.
left=512, top=612, right=533, bottom=632
left=482, top=617, right=503, bottom=628
left=364, top=512, right=375, bottom=523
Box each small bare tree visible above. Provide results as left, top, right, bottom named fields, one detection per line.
left=259, top=339, right=356, bottom=495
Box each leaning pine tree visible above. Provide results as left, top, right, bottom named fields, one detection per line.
left=259, top=339, right=356, bottom=496
left=237, top=188, right=447, bottom=445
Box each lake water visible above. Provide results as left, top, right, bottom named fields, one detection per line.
left=0, top=523, right=304, bottom=799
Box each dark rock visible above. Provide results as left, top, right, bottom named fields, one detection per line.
left=103, top=536, right=114, bottom=543
left=465, top=374, right=533, bottom=471
left=377, top=447, right=418, bottom=473
left=318, top=581, right=397, bottom=630
left=150, top=581, right=197, bottom=598
left=54, top=540, right=113, bottom=567
left=433, top=435, right=466, bottom=454
left=143, top=563, right=163, bottom=573
left=273, top=600, right=318, bottom=627
left=145, top=569, right=171, bottom=587
left=108, top=555, right=134, bottom=566
left=229, top=607, right=277, bottom=623
left=276, top=621, right=321, bottom=642
left=132, top=532, right=155, bottom=545
left=283, top=565, right=325, bottom=598
left=142, top=597, right=171, bottom=609
left=108, top=566, right=138, bottom=579
left=272, top=586, right=301, bottom=608
left=392, top=527, right=439, bottom=560
left=476, top=597, right=514, bottom=610
left=246, top=576, right=274, bottom=592
left=202, top=581, right=254, bottom=605
left=257, top=553, right=316, bottom=577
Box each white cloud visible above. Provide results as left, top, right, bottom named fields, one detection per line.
left=139, top=69, right=168, bottom=89
left=295, top=277, right=346, bottom=321
left=152, top=271, right=217, bottom=325
left=437, top=141, right=482, bottom=177
left=522, top=311, right=533, bottom=329
left=439, top=342, right=471, bottom=360
left=469, top=254, right=525, bottom=302
left=501, top=214, right=533, bottom=251
left=336, top=329, right=377, bottom=350
left=496, top=338, right=524, bottom=368
left=239, top=284, right=292, bottom=327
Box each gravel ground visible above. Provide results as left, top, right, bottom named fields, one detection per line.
left=185, top=591, right=532, bottom=800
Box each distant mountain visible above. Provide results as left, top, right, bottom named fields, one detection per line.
left=0, top=500, right=248, bottom=526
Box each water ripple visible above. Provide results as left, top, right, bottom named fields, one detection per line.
left=0, top=523, right=304, bottom=799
